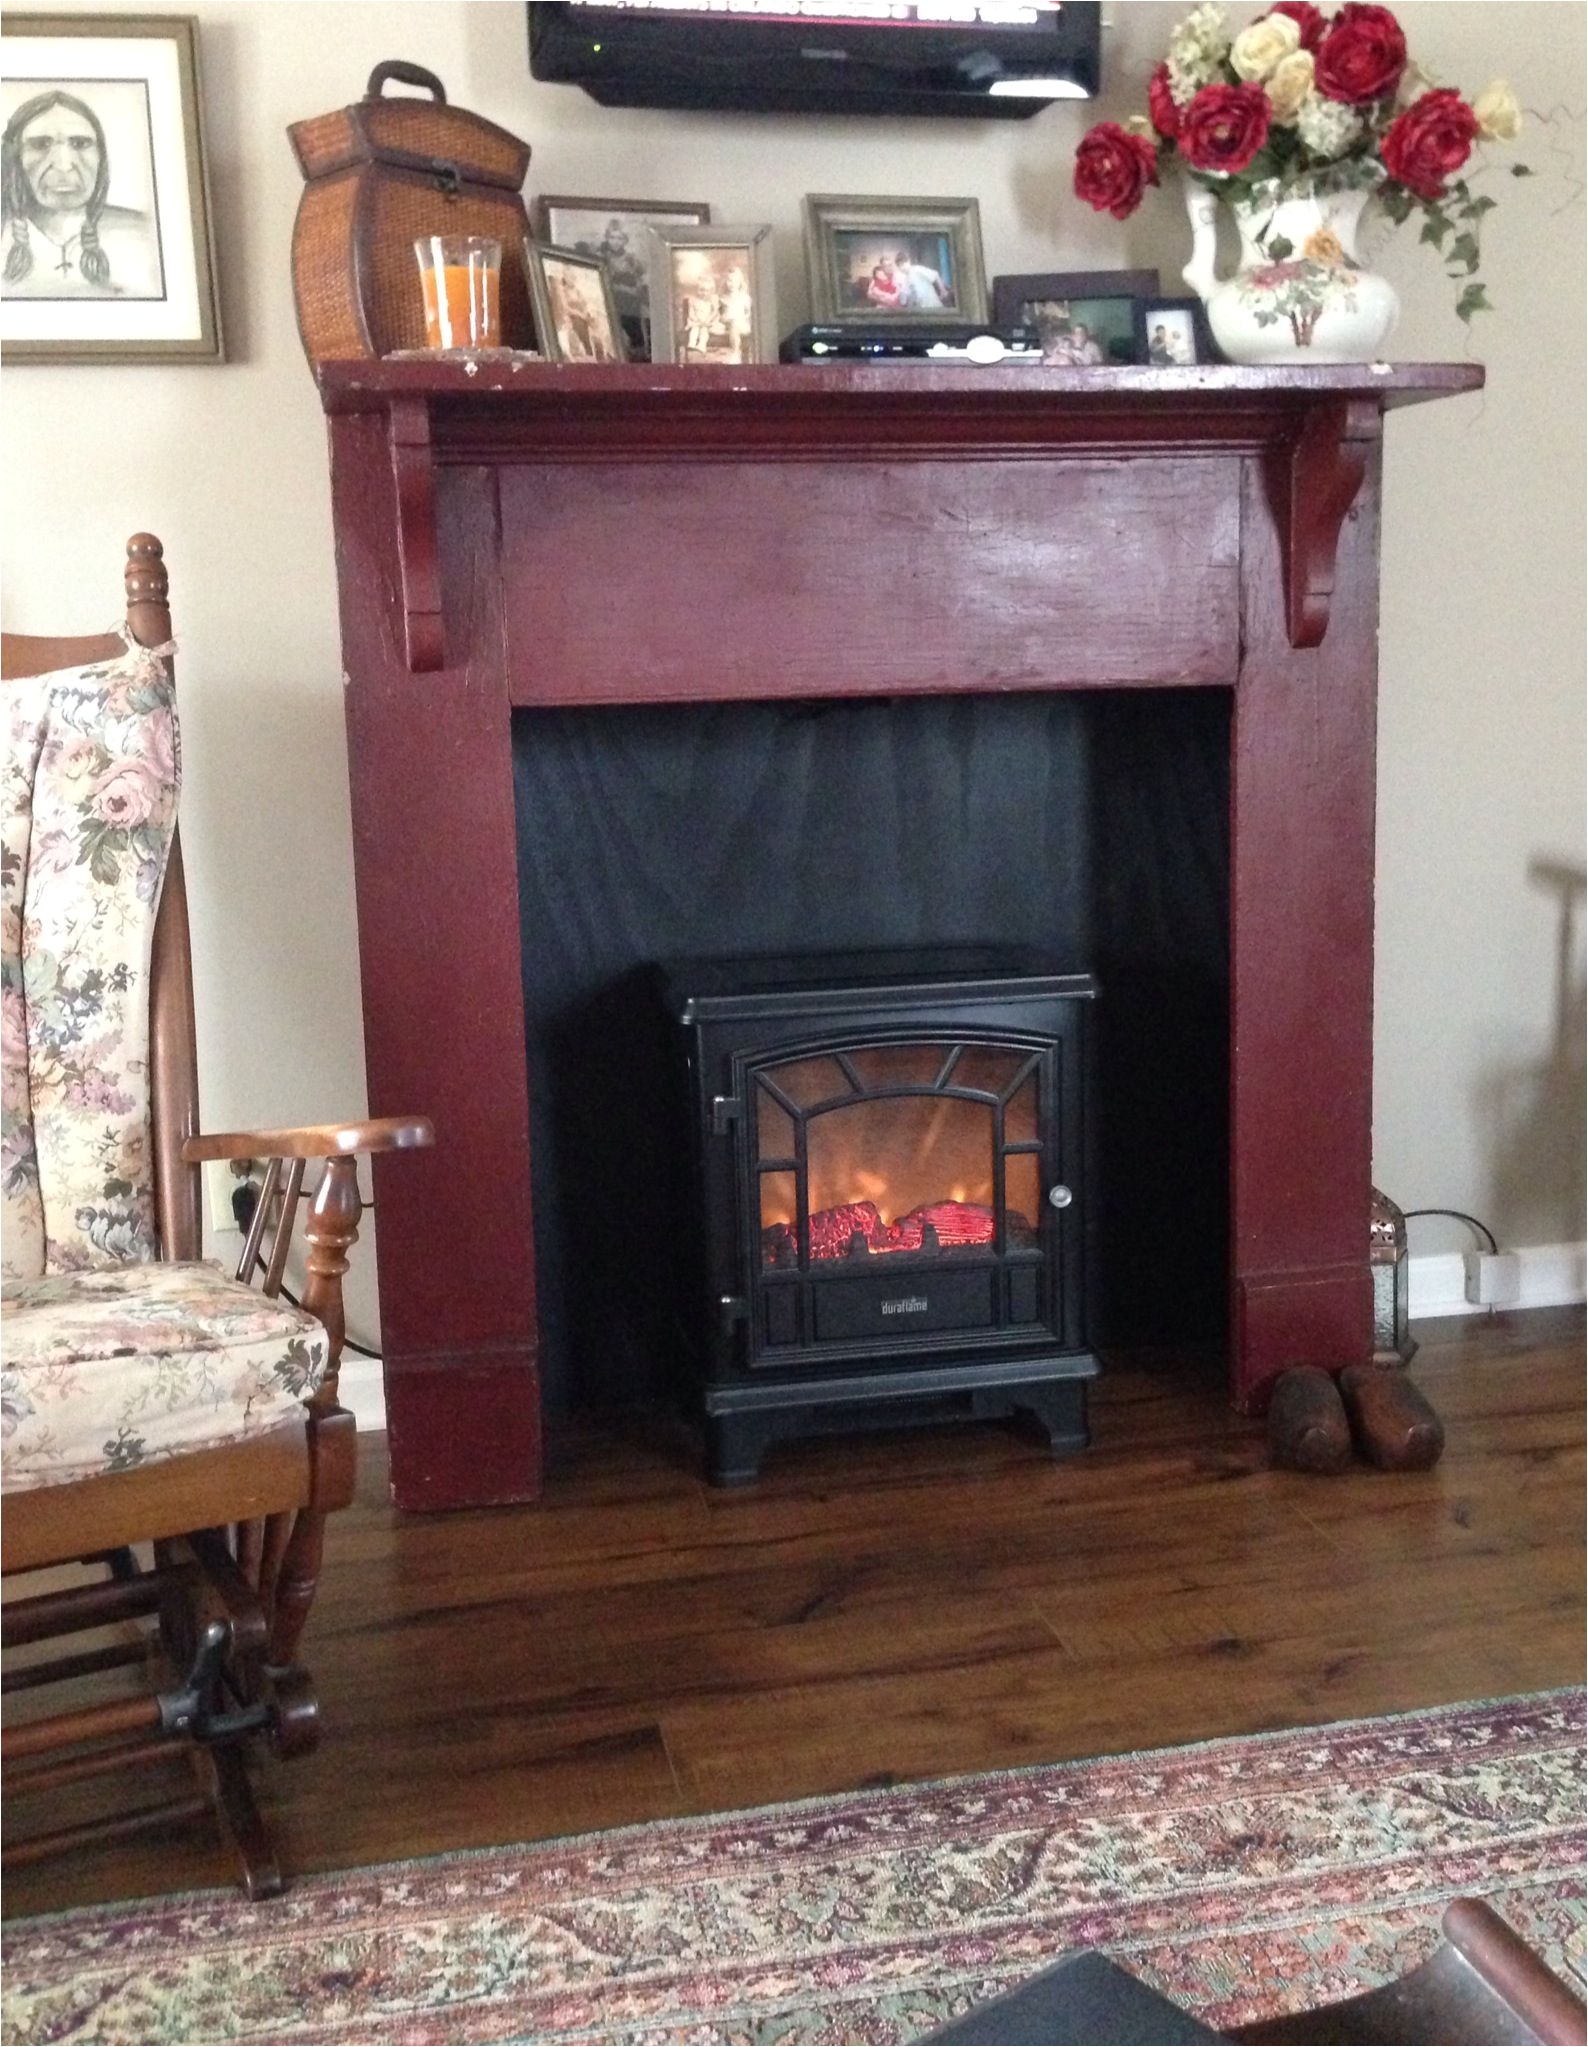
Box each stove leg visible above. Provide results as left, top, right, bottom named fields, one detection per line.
left=1013, top=1383, right=1091, bottom=1460
left=707, top=1409, right=781, bottom=1488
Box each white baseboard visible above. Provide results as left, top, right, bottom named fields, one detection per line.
left=335, top=1354, right=387, bottom=1433
left=1409, top=1241, right=1587, bottom=1321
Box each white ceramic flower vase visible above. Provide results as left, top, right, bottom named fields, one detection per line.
left=1182, top=181, right=1400, bottom=366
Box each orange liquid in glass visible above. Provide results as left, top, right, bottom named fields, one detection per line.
left=420, top=262, right=500, bottom=349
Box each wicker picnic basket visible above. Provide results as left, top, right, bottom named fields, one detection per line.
left=288, top=60, right=534, bottom=364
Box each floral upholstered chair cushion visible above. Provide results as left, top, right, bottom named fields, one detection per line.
left=2, top=640, right=179, bottom=1279
left=1, top=1261, right=330, bottom=1492
left=2, top=635, right=332, bottom=1498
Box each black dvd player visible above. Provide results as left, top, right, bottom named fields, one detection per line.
left=781, top=323, right=1044, bottom=367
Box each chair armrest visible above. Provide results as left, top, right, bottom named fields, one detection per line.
left=182, top=1116, right=432, bottom=1163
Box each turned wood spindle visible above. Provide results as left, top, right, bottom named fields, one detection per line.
left=300, top=1154, right=362, bottom=1411
left=123, top=531, right=171, bottom=647
left=267, top=1157, right=363, bottom=1666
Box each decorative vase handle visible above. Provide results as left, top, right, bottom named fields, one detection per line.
left=1182, top=184, right=1222, bottom=306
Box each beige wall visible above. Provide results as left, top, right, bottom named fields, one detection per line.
left=4, top=1, right=1582, bottom=1344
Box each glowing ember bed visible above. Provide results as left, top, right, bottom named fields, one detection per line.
left=658, top=950, right=1099, bottom=1484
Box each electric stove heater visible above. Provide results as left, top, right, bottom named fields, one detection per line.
left=660, top=949, right=1100, bottom=1483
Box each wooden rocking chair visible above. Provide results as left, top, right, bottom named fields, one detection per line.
left=1, top=534, right=431, bottom=1897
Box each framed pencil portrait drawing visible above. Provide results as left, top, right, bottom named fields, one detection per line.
left=1, top=14, right=223, bottom=363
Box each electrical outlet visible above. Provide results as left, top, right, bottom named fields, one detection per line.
left=203, top=1159, right=253, bottom=1234
left=1463, top=1250, right=1521, bottom=1307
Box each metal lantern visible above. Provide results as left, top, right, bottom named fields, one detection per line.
left=1370, top=1187, right=1417, bottom=1366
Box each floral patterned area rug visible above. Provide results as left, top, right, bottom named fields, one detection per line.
left=4, top=1689, right=1583, bottom=2046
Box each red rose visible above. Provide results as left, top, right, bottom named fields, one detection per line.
left=1179, top=83, right=1273, bottom=176
left=1148, top=62, right=1183, bottom=140
left=1073, top=122, right=1160, bottom=220
left=1267, top=1, right=1327, bottom=51
left=1381, top=88, right=1480, bottom=200
left=1315, top=3, right=1407, bottom=104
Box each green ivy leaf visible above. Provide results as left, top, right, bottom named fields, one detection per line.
left=1510, top=162, right=1535, bottom=177
left=1448, top=232, right=1481, bottom=274
left=1265, top=234, right=1294, bottom=260
left=1378, top=185, right=1414, bottom=225
left=1461, top=194, right=1498, bottom=219
left=1456, top=282, right=1492, bottom=322
left=1419, top=210, right=1451, bottom=247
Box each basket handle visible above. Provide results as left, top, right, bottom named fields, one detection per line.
left=365, top=60, right=447, bottom=103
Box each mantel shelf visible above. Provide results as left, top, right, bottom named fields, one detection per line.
left=320, top=357, right=1482, bottom=673
left=319, top=356, right=1483, bottom=416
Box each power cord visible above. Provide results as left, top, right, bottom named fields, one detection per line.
left=1401, top=1207, right=1500, bottom=1255
left=231, top=1178, right=384, bottom=1361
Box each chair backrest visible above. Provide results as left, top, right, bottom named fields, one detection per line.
left=2, top=534, right=201, bottom=1270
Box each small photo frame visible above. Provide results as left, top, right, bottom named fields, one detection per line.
left=530, top=194, right=710, bottom=360
left=1139, top=295, right=1217, bottom=367
left=646, top=223, right=777, bottom=367
left=523, top=241, right=627, bottom=364
left=803, top=194, right=986, bottom=327
left=993, top=270, right=1157, bottom=368
left=1, top=12, right=223, bottom=363
left=991, top=269, right=1158, bottom=335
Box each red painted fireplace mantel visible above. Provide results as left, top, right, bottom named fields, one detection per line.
left=319, top=358, right=1480, bottom=1512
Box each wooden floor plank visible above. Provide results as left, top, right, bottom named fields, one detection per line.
left=3, top=1309, right=1582, bottom=1919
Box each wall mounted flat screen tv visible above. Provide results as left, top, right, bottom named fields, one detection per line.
left=528, top=3, right=1102, bottom=119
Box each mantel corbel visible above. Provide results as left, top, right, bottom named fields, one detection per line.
left=1269, top=395, right=1383, bottom=650
left=387, top=395, right=444, bottom=672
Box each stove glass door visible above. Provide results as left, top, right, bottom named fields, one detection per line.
left=749, top=1037, right=1058, bottom=1364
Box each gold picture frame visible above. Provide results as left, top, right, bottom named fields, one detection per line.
left=1, top=13, right=223, bottom=363
left=802, top=193, right=987, bottom=327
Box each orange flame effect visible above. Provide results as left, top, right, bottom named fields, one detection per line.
left=761, top=1096, right=997, bottom=1232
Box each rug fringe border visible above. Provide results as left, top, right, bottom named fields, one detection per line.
left=8, top=1685, right=1582, bottom=1934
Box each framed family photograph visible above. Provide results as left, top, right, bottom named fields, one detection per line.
left=1139, top=294, right=1217, bottom=366
left=1, top=13, right=222, bottom=363
left=646, top=223, right=776, bottom=367
left=992, top=269, right=1157, bottom=367
left=530, top=193, right=710, bottom=360
left=523, top=241, right=626, bottom=363
left=803, top=194, right=986, bottom=327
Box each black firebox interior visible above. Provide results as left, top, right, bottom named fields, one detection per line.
left=512, top=689, right=1230, bottom=1430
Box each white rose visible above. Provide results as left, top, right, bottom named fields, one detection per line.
left=1230, top=12, right=1301, bottom=84
left=1266, top=49, right=1316, bottom=124
left=1473, top=79, right=1522, bottom=142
